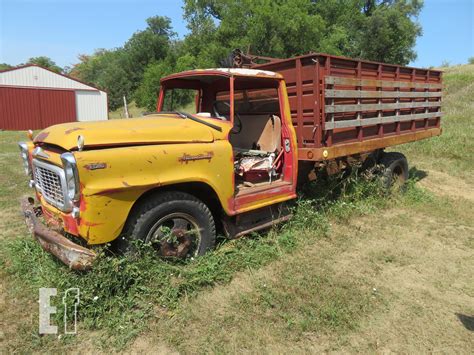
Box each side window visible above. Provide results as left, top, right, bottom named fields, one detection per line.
left=163, top=89, right=198, bottom=114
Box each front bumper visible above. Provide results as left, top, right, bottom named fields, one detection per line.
left=21, top=197, right=96, bottom=270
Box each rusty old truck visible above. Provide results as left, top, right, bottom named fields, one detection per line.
left=19, top=53, right=442, bottom=269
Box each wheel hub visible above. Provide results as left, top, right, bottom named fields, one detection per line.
left=146, top=213, right=201, bottom=258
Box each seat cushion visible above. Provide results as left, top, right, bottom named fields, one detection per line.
left=230, top=115, right=281, bottom=152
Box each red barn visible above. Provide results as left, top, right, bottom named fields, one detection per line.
left=0, top=65, right=108, bottom=130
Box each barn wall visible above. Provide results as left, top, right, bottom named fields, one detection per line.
left=0, top=66, right=108, bottom=129
left=75, top=90, right=108, bottom=121
left=0, top=87, right=76, bottom=130
left=0, top=87, right=42, bottom=130
left=39, top=90, right=77, bottom=127
left=0, top=66, right=94, bottom=90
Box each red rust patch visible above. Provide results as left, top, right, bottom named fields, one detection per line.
left=34, top=131, right=49, bottom=142
left=63, top=214, right=79, bottom=235
left=65, top=127, right=84, bottom=135
left=79, top=183, right=87, bottom=212
left=43, top=208, right=63, bottom=229
left=81, top=220, right=103, bottom=227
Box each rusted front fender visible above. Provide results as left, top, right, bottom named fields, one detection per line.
left=21, top=198, right=96, bottom=271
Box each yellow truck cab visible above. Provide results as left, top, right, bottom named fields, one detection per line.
left=19, top=53, right=442, bottom=270
left=19, top=68, right=298, bottom=269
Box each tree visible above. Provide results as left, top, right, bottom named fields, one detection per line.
left=27, top=56, right=62, bottom=73
left=122, top=16, right=176, bottom=85
left=69, top=1, right=425, bottom=113
left=70, top=49, right=135, bottom=109
left=182, top=0, right=423, bottom=65
left=70, top=16, right=175, bottom=110
left=355, top=1, right=423, bottom=64
left=0, top=63, right=12, bottom=71
left=182, top=0, right=326, bottom=65
left=468, top=57, right=474, bottom=65
left=134, top=52, right=196, bottom=111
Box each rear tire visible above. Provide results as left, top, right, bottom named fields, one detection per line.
left=379, top=152, right=409, bottom=190
left=117, top=191, right=216, bottom=258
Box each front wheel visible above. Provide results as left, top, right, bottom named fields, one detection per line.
left=119, top=191, right=216, bottom=258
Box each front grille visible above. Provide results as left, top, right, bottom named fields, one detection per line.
left=35, top=165, right=64, bottom=205
left=32, top=159, right=70, bottom=211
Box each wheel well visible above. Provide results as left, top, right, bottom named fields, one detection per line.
left=128, top=182, right=223, bottom=231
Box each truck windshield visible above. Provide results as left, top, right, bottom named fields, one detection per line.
left=161, top=88, right=198, bottom=114
left=160, top=75, right=231, bottom=120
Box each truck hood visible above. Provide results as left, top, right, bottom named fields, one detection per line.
left=34, top=114, right=215, bottom=150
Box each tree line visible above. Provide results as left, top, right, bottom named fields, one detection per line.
left=3, top=0, right=425, bottom=112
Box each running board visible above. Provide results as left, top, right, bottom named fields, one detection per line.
left=222, top=203, right=292, bottom=239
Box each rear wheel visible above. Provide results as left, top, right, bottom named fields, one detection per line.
left=119, top=191, right=216, bottom=258
left=379, top=152, right=409, bottom=190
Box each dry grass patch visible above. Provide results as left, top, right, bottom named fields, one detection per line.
left=150, top=235, right=379, bottom=354
left=141, top=189, right=474, bottom=353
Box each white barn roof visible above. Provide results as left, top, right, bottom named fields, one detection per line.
left=0, top=65, right=103, bottom=91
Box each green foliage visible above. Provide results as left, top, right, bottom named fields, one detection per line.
left=27, top=56, right=62, bottom=73
left=397, top=64, right=474, bottom=179
left=183, top=0, right=326, bottom=63
left=69, top=1, right=423, bottom=113
left=71, top=16, right=175, bottom=110
left=71, top=50, right=134, bottom=109
left=355, top=0, right=423, bottom=64
left=183, top=0, right=423, bottom=65
left=0, top=63, right=13, bottom=71
left=468, top=57, right=474, bottom=64
left=4, top=169, right=395, bottom=349
left=134, top=52, right=197, bottom=111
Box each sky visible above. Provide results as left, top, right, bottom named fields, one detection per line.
left=0, top=0, right=473, bottom=69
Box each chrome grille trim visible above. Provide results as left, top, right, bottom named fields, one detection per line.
left=32, top=159, right=72, bottom=212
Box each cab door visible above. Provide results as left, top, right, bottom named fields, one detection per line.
left=230, top=78, right=298, bottom=212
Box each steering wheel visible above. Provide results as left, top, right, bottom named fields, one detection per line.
left=213, top=101, right=242, bottom=134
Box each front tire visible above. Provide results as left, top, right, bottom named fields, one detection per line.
left=119, top=191, right=216, bottom=258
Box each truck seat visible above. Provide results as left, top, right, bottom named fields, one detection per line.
left=230, top=114, right=281, bottom=153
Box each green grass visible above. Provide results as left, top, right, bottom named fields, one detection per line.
left=396, top=64, right=474, bottom=181
left=108, top=101, right=147, bottom=119
left=108, top=100, right=196, bottom=119
left=2, top=160, right=432, bottom=352
left=1, top=64, right=473, bottom=352
left=3, top=166, right=389, bottom=350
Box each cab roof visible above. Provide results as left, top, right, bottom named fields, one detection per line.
left=161, top=68, right=282, bottom=83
